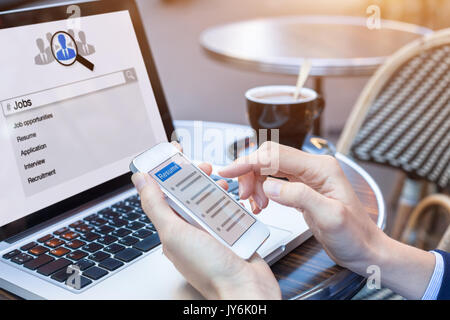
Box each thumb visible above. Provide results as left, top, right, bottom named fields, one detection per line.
left=262, top=179, right=334, bottom=216
left=132, top=172, right=182, bottom=234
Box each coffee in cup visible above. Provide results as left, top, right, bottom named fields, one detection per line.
left=245, top=85, right=324, bottom=149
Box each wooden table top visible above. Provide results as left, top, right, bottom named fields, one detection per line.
left=0, top=122, right=384, bottom=300
left=200, top=15, right=432, bottom=76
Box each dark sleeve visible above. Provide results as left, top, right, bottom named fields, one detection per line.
left=435, top=250, right=450, bottom=300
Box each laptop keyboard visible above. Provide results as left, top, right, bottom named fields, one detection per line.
left=1, top=175, right=239, bottom=292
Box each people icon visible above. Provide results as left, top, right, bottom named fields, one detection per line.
left=77, top=31, right=95, bottom=56
left=46, top=32, right=53, bottom=46
left=67, top=29, right=76, bottom=48
left=34, top=38, right=54, bottom=65
left=35, top=30, right=95, bottom=66
left=55, top=33, right=76, bottom=61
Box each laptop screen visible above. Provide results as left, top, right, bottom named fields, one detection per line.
left=0, top=9, right=169, bottom=229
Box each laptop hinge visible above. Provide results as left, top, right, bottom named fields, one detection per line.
left=3, top=184, right=132, bottom=244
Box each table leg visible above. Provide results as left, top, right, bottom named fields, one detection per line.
left=313, top=77, right=323, bottom=135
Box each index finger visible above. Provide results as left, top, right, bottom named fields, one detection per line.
left=219, top=142, right=313, bottom=178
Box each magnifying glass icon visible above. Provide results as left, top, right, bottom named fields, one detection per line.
left=126, top=70, right=136, bottom=80
left=50, top=31, right=95, bottom=71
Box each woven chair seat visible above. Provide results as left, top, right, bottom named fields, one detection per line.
left=351, top=44, right=450, bottom=190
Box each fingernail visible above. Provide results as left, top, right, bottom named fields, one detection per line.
left=132, top=173, right=147, bottom=192
left=250, top=199, right=256, bottom=212
left=238, top=186, right=243, bottom=199
left=263, top=180, right=282, bottom=197
left=253, top=194, right=264, bottom=209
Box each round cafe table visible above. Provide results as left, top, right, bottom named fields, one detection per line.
left=200, top=15, right=432, bottom=133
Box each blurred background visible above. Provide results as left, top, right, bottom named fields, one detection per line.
left=3, top=0, right=450, bottom=235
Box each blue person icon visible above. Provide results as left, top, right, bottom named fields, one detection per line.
left=56, top=34, right=76, bottom=61
left=51, top=31, right=95, bottom=71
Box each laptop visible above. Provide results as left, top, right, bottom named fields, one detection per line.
left=0, top=0, right=311, bottom=299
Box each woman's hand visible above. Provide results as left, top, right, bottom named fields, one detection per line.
left=219, top=141, right=436, bottom=299
left=131, top=144, right=280, bottom=300
left=219, top=141, right=384, bottom=273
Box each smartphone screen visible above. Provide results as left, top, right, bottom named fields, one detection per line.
left=149, top=153, right=255, bottom=245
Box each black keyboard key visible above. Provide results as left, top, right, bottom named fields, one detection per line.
left=24, top=254, right=54, bottom=270
left=3, top=249, right=21, bottom=260
left=11, top=253, right=33, bottom=264
left=122, top=212, right=141, bottom=221
left=83, top=266, right=108, bottom=280
left=133, top=233, right=161, bottom=252
left=37, top=258, right=72, bottom=276
left=66, top=239, right=86, bottom=249
left=96, top=225, right=114, bottom=235
left=83, top=213, right=98, bottom=222
left=100, top=209, right=120, bottom=219
left=104, top=243, right=125, bottom=254
left=20, top=242, right=37, bottom=251
left=97, top=235, right=117, bottom=245
left=29, top=245, right=49, bottom=256
left=83, top=243, right=104, bottom=253
left=99, top=258, right=124, bottom=271
left=114, top=248, right=142, bottom=263
left=146, top=224, right=157, bottom=232
left=90, top=217, right=108, bottom=227
left=118, top=236, right=139, bottom=246
left=61, top=231, right=80, bottom=241
left=133, top=207, right=145, bottom=214
left=51, top=269, right=70, bottom=283
left=109, top=218, right=128, bottom=227
left=51, top=269, right=93, bottom=290
left=133, top=229, right=153, bottom=239
left=81, top=232, right=101, bottom=242
left=89, top=251, right=110, bottom=262
left=75, top=224, right=94, bottom=234
left=50, top=247, right=71, bottom=257
left=112, top=204, right=135, bottom=214
left=74, top=276, right=92, bottom=289
left=112, top=228, right=131, bottom=237
left=67, top=250, right=88, bottom=261
left=126, top=199, right=141, bottom=208
left=45, top=238, right=65, bottom=248
left=37, top=234, right=53, bottom=243
left=74, top=259, right=95, bottom=271
left=54, top=227, right=69, bottom=235
left=127, top=221, right=145, bottom=230
left=69, top=220, right=84, bottom=228
left=139, top=216, right=150, bottom=223
left=99, top=207, right=113, bottom=215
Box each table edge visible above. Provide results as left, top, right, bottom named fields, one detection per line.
left=200, top=15, right=433, bottom=76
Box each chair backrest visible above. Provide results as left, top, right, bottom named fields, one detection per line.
left=337, top=28, right=450, bottom=190
left=438, top=223, right=450, bottom=251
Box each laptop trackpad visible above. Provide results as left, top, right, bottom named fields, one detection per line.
left=256, top=225, right=292, bottom=260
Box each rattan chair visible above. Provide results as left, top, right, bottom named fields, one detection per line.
left=401, top=194, right=450, bottom=250
left=337, top=28, right=450, bottom=240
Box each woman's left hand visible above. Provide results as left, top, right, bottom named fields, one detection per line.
left=131, top=145, right=280, bottom=299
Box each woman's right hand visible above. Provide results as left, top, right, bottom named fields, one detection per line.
left=219, top=141, right=386, bottom=275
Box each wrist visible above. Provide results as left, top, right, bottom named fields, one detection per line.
left=211, top=273, right=281, bottom=300
left=352, top=230, right=436, bottom=299
left=344, top=225, right=389, bottom=276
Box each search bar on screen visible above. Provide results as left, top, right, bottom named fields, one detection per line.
left=1, top=68, right=138, bottom=117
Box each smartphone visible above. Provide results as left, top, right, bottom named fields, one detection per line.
left=130, top=142, right=270, bottom=259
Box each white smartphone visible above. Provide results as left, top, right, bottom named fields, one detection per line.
left=130, top=142, right=270, bottom=259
